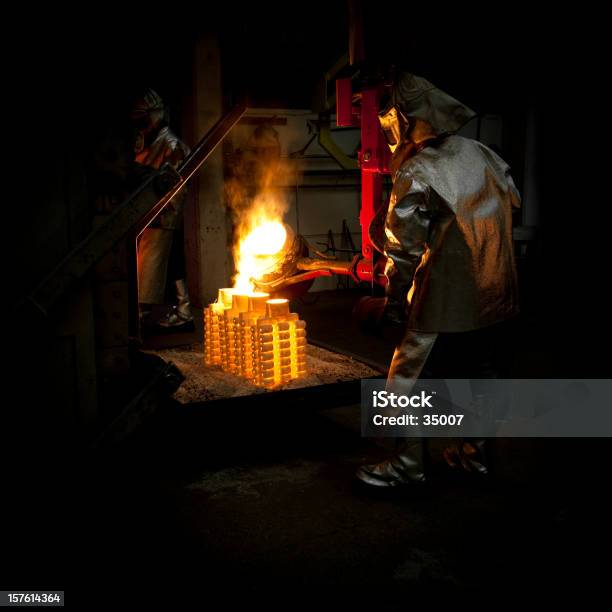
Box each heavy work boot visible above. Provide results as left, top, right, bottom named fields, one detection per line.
left=158, top=279, right=194, bottom=331
left=356, top=439, right=428, bottom=491
left=443, top=392, right=491, bottom=477
left=443, top=439, right=489, bottom=476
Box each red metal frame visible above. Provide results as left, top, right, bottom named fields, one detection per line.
left=278, top=78, right=390, bottom=289
left=336, top=78, right=390, bottom=285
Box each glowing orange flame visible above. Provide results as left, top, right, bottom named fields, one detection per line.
left=226, top=128, right=298, bottom=294
left=232, top=197, right=287, bottom=293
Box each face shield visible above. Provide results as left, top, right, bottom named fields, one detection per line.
left=130, top=89, right=166, bottom=133
left=130, top=106, right=165, bottom=132
left=378, top=105, right=409, bottom=154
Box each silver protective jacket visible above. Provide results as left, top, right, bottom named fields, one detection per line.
left=382, top=72, right=520, bottom=397
left=385, top=134, right=521, bottom=333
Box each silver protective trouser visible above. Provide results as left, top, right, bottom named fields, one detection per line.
left=174, top=279, right=192, bottom=320
left=157, top=279, right=194, bottom=327
left=384, top=320, right=514, bottom=482
left=137, top=228, right=174, bottom=304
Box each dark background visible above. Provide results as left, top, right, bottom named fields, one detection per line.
left=15, top=5, right=606, bottom=355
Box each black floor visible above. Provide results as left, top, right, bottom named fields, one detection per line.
left=63, top=394, right=607, bottom=604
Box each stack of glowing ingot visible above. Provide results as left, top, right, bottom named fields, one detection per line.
left=203, top=288, right=307, bottom=388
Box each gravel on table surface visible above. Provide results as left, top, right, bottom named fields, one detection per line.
left=145, top=343, right=381, bottom=403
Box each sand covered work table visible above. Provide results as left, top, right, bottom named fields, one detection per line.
left=147, top=343, right=381, bottom=404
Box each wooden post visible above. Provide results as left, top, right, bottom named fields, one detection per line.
left=193, top=33, right=231, bottom=305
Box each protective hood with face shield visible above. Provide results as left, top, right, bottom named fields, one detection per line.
left=131, top=88, right=167, bottom=133
left=379, top=73, right=476, bottom=174
left=129, top=88, right=188, bottom=171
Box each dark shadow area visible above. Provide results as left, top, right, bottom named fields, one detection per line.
left=66, top=398, right=609, bottom=604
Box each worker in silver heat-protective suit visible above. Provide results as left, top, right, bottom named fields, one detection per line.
left=356, top=73, right=521, bottom=489
left=132, top=89, right=193, bottom=329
